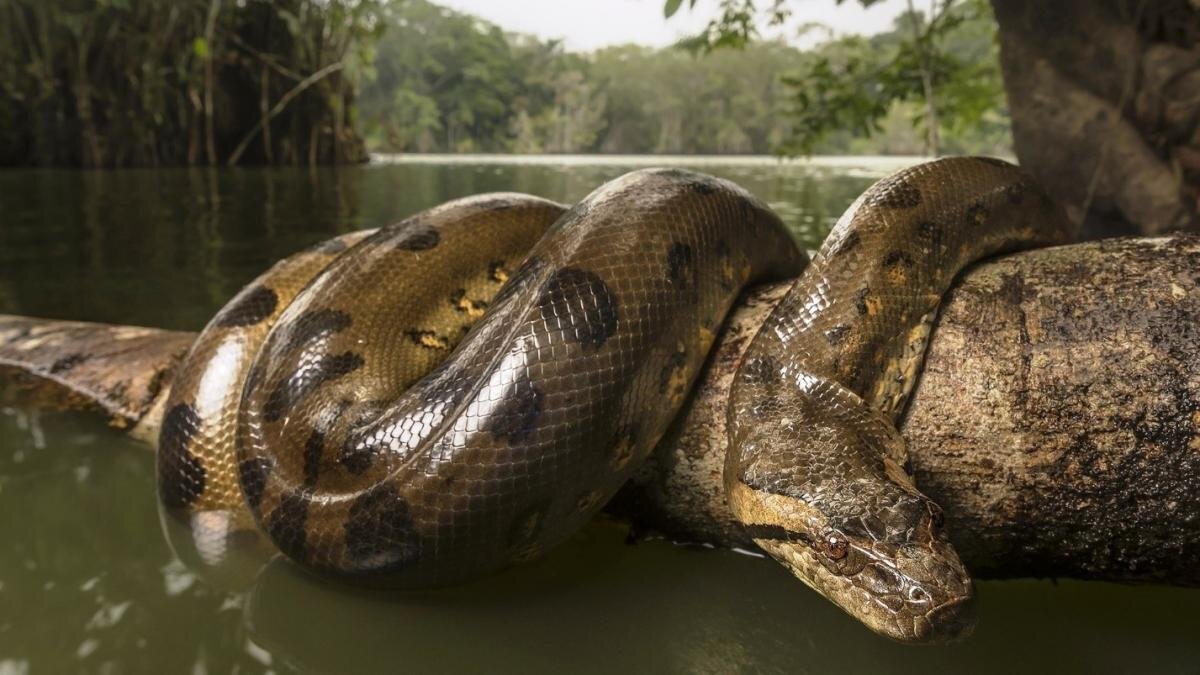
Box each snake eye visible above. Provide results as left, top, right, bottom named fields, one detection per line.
left=822, top=533, right=849, bottom=561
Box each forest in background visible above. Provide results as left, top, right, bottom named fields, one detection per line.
left=359, top=0, right=1011, bottom=156
left=0, top=0, right=381, bottom=167
left=0, top=0, right=1009, bottom=166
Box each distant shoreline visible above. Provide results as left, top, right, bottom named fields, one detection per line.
left=369, top=153, right=941, bottom=170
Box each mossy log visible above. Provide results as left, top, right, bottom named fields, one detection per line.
left=612, top=235, right=1200, bottom=584
left=2, top=235, right=1199, bottom=583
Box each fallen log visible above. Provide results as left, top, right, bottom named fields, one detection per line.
left=613, top=234, right=1200, bottom=584
left=2, top=235, right=1198, bottom=583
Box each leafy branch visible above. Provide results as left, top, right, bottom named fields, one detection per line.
left=664, top=0, right=1006, bottom=157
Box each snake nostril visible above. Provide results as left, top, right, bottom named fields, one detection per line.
left=908, top=586, right=930, bottom=603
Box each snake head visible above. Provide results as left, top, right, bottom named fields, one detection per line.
left=725, top=380, right=976, bottom=645
left=732, top=476, right=975, bottom=644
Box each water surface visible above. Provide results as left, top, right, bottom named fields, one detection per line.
left=1, top=156, right=1197, bottom=674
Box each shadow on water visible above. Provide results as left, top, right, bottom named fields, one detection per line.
left=1, top=158, right=1198, bottom=674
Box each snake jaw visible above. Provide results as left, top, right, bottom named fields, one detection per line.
left=728, top=478, right=975, bottom=644
left=757, top=531, right=975, bottom=645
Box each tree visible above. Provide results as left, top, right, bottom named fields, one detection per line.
left=0, top=0, right=384, bottom=167
left=991, top=0, right=1200, bottom=236
left=668, top=0, right=1003, bottom=157
left=669, top=0, right=1200, bottom=236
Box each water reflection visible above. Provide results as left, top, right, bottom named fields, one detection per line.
left=2, top=158, right=1199, bottom=674
left=0, top=158, right=874, bottom=330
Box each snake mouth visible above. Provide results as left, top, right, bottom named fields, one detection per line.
left=911, top=594, right=976, bottom=644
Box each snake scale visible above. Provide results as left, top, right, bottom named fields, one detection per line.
left=157, top=157, right=1072, bottom=643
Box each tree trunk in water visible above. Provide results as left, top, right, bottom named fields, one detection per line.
left=991, top=0, right=1200, bottom=238
left=2, top=237, right=1199, bottom=583
left=612, top=235, right=1200, bottom=585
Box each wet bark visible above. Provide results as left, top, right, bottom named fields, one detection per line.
left=3, top=236, right=1200, bottom=582
left=0, top=317, right=194, bottom=442
left=991, top=0, right=1200, bottom=238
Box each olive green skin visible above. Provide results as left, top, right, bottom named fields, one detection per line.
left=159, top=228, right=378, bottom=562
left=727, top=157, right=1074, bottom=643
left=158, top=160, right=1069, bottom=644
left=235, top=170, right=802, bottom=586
left=158, top=194, right=567, bottom=564
left=159, top=172, right=802, bottom=587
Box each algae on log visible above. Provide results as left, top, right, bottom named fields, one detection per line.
left=2, top=236, right=1199, bottom=583
left=612, top=235, right=1200, bottom=585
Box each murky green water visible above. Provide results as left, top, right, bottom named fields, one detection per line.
left=1, top=156, right=1198, bottom=674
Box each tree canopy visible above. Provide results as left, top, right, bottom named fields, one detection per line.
left=357, top=0, right=1009, bottom=156
left=664, top=0, right=1007, bottom=156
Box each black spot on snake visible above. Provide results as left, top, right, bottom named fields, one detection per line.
left=825, top=325, right=852, bottom=347
left=658, top=349, right=689, bottom=394
left=263, top=351, right=365, bottom=422
left=450, top=289, right=488, bottom=316
left=865, top=176, right=922, bottom=210
left=393, top=223, right=440, bottom=251
left=917, top=220, right=938, bottom=239
left=214, top=285, right=278, bottom=328
left=666, top=242, right=696, bottom=290
left=266, top=490, right=310, bottom=562
left=345, top=484, right=421, bottom=572
left=303, top=430, right=325, bottom=487
left=238, top=456, right=273, bottom=510
left=740, top=354, right=782, bottom=386
left=158, top=403, right=206, bottom=509
left=485, top=371, right=544, bottom=444
left=488, top=260, right=509, bottom=283
left=854, top=288, right=873, bottom=316
left=404, top=329, right=452, bottom=351
left=49, top=352, right=88, bottom=374
left=339, top=435, right=378, bottom=475
left=883, top=250, right=914, bottom=269
left=537, top=267, right=619, bottom=348
left=828, top=230, right=861, bottom=258
left=285, top=308, right=352, bottom=352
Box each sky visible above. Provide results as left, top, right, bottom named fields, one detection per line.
left=434, top=0, right=910, bottom=52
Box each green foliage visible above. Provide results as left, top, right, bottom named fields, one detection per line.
left=360, top=0, right=1005, bottom=157
left=0, top=0, right=385, bottom=167
left=669, top=0, right=1009, bottom=156
left=361, top=1, right=807, bottom=155
left=672, top=0, right=792, bottom=52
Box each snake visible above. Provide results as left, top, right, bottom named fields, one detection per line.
left=156, top=157, right=1072, bottom=643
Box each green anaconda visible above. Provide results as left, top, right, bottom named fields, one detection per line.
left=150, top=157, right=1070, bottom=644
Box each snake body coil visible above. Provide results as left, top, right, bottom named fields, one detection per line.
left=158, top=159, right=1071, bottom=642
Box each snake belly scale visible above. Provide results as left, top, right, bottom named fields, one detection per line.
left=157, top=159, right=1071, bottom=643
